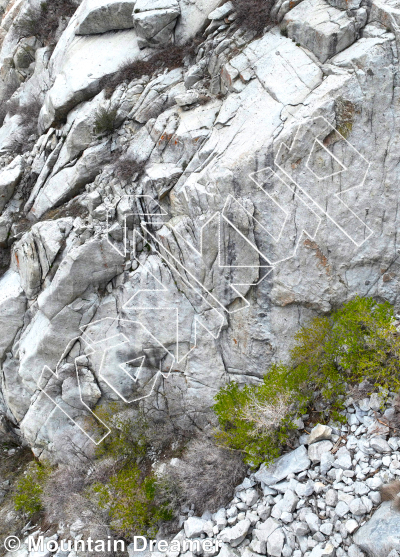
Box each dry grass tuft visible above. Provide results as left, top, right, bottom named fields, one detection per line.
left=241, top=392, right=291, bottom=437
left=167, top=436, right=247, bottom=515
left=113, top=154, right=145, bottom=182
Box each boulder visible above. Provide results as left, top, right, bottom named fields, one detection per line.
left=255, top=446, right=311, bottom=486
left=354, top=502, right=400, bottom=557
left=308, top=424, right=333, bottom=445
left=133, top=0, right=180, bottom=48
left=11, top=219, right=73, bottom=298
left=76, top=0, right=136, bottom=34
left=0, top=155, right=23, bottom=212
left=282, top=0, right=360, bottom=63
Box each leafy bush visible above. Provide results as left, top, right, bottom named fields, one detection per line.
left=214, top=366, right=308, bottom=468
left=214, top=296, right=400, bottom=467
left=15, top=0, right=77, bottom=45
left=93, top=106, right=118, bottom=136
left=14, top=462, right=50, bottom=517
left=232, top=0, right=275, bottom=37
left=93, top=465, right=172, bottom=538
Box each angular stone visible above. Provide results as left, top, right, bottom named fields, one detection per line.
left=370, top=437, right=391, bottom=453
left=255, top=446, right=311, bottom=486
left=184, top=516, right=207, bottom=538
left=333, top=448, right=352, bottom=470
left=220, top=518, right=251, bottom=547
left=335, top=501, right=349, bottom=518
left=308, top=440, right=334, bottom=463
left=305, top=513, right=320, bottom=534
left=349, top=498, right=367, bottom=516
left=76, top=0, right=136, bottom=35
left=267, top=527, right=285, bottom=557
left=326, top=489, right=338, bottom=507
left=308, top=424, right=333, bottom=445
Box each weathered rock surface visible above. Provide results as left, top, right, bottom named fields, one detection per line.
left=255, top=446, right=311, bottom=486
left=283, top=0, right=363, bottom=62
left=0, top=1, right=399, bottom=540
left=133, top=0, right=181, bottom=48
left=76, top=0, right=136, bottom=35
left=0, top=155, right=23, bottom=212
left=354, top=502, right=400, bottom=557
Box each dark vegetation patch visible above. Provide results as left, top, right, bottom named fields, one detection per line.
left=232, top=0, right=275, bottom=37
left=93, top=106, right=118, bottom=136
left=101, top=37, right=203, bottom=99
left=0, top=84, right=20, bottom=127
left=165, top=437, right=247, bottom=515
left=15, top=0, right=77, bottom=45
left=0, top=445, right=36, bottom=543
left=113, top=152, right=146, bottom=182
left=0, top=246, right=11, bottom=278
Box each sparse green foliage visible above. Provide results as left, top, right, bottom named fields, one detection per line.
left=92, top=465, right=172, bottom=537
left=93, top=107, right=118, bottom=136
left=214, top=296, right=400, bottom=467
left=14, top=462, right=50, bottom=517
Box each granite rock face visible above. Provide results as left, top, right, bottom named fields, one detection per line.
left=0, top=0, right=398, bottom=471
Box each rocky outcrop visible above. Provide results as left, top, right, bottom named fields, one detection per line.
left=76, top=0, right=136, bottom=35
left=0, top=0, right=398, bottom=512
left=133, top=0, right=181, bottom=48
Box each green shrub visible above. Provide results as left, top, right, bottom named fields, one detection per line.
left=14, top=462, right=50, bottom=517
left=93, top=107, right=118, bottom=136
left=93, top=465, right=172, bottom=538
left=214, top=365, right=309, bottom=468
left=214, top=296, right=400, bottom=467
